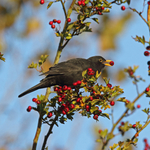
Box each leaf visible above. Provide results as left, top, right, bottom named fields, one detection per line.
left=47, top=2, right=53, bottom=9
left=92, top=18, right=99, bottom=24
left=142, top=108, right=149, bottom=114
left=103, top=77, right=110, bottom=85
left=101, top=113, right=110, bottom=119
left=67, top=23, right=74, bottom=31
left=127, top=0, right=131, bottom=5
left=100, top=129, right=108, bottom=138
left=82, top=70, right=87, bottom=77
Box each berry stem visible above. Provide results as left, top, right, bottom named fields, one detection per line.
left=32, top=114, right=43, bottom=150
left=41, top=115, right=58, bottom=150
left=60, top=0, right=67, bottom=19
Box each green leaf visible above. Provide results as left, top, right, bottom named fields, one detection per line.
left=103, top=77, right=110, bottom=85
left=82, top=70, right=87, bottom=77
left=101, top=113, right=110, bottom=119
left=77, top=14, right=85, bottom=21
left=142, top=108, right=149, bottom=114
left=28, top=62, right=37, bottom=69
left=96, top=139, right=101, bottom=143
left=66, top=36, right=72, bottom=40
left=92, top=18, right=99, bottom=24
left=67, top=23, right=74, bottom=31
left=47, top=2, right=53, bottom=9
left=127, top=0, right=131, bottom=5
left=100, top=129, right=108, bottom=138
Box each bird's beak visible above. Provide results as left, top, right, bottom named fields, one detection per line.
left=102, top=60, right=112, bottom=66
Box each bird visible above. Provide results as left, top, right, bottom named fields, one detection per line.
left=18, top=56, right=112, bottom=97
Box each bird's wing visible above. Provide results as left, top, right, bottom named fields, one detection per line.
left=40, top=58, right=88, bottom=76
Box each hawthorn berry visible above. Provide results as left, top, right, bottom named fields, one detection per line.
left=129, top=70, right=134, bottom=76
left=73, top=82, right=78, bottom=86
left=63, top=85, right=68, bottom=91
left=81, top=1, right=85, bottom=6
left=132, top=124, right=136, bottom=128
left=99, top=110, right=102, bottom=113
left=57, top=20, right=61, bottom=24
left=87, top=70, right=95, bottom=75
left=67, top=18, right=71, bottom=22
left=40, top=0, right=45, bottom=4
left=54, top=87, right=58, bottom=91
left=51, top=24, right=55, bottom=29
left=65, top=107, right=69, bottom=113
left=62, top=110, right=66, bottom=115
left=101, top=6, right=105, bottom=10
left=76, top=98, right=80, bottom=103
left=78, top=1, right=82, bottom=5
left=59, top=86, right=62, bottom=89
left=27, top=106, right=32, bottom=112
left=137, top=104, right=141, bottom=108
left=67, top=87, right=72, bottom=90
left=93, top=114, right=98, bottom=120
left=32, top=98, right=38, bottom=102
left=49, top=21, right=53, bottom=25
left=98, top=12, right=102, bottom=15
left=53, top=19, right=57, bottom=23
left=86, top=108, right=90, bottom=112
left=144, top=51, right=149, bottom=56
left=121, top=6, right=126, bottom=11
left=36, top=100, right=41, bottom=104
left=85, top=105, right=90, bottom=109
left=99, top=129, right=102, bottom=133
left=109, top=61, right=114, bottom=66
left=147, top=61, right=150, bottom=65
left=145, top=87, right=149, bottom=92
left=77, top=80, right=81, bottom=85
left=47, top=112, right=52, bottom=118
left=62, top=104, right=67, bottom=108
left=144, top=138, right=148, bottom=143
left=88, top=68, right=93, bottom=71
left=148, top=1, right=150, bottom=5
left=107, top=83, right=112, bottom=88
left=121, top=122, right=124, bottom=125
left=70, top=104, right=75, bottom=109
left=110, top=101, right=115, bottom=106
left=89, top=96, right=93, bottom=101
left=58, top=97, right=62, bottom=102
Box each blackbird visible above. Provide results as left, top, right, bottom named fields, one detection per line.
left=18, top=56, right=112, bottom=97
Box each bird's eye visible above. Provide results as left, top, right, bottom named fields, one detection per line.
left=99, top=58, right=103, bottom=62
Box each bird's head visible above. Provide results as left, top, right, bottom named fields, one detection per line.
left=88, top=56, right=113, bottom=72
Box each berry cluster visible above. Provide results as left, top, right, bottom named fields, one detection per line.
left=143, top=138, right=150, bottom=150
left=49, top=19, right=61, bottom=29
left=95, top=6, right=105, bottom=15
left=78, top=0, right=86, bottom=6
left=87, top=68, right=95, bottom=76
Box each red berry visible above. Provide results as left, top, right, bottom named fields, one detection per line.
left=57, top=20, right=61, bottom=24
left=70, top=104, right=75, bottom=109
left=99, top=129, right=102, bottom=133
left=146, top=45, right=150, bottom=50
left=107, top=83, right=112, bottom=88
left=144, top=138, right=148, bottom=143
left=81, top=1, right=85, bottom=6
left=137, top=104, right=141, bottom=108
left=95, top=7, right=99, bottom=11
left=93, top=114, right=98, bottom=120
left=109, top=61, right=114, bottom=66
left=121, top=122, right=124, bottom=125
left=59, top=86, right=62, bottom=89
left=47, top=112, right=52, bottom=118
left=78, top=1, right=82, bottom=5
left=145, top=87, right=149, bottom=92
left=126, top=100, right=130, bottom=105
left=76, top=98, right=80, bottom=103
left=62, top=103, right=67, bottom=108
left=88, top=68, right=93, bottom=71
left=89, top=97, right=93, bottom=101
left=86, top=108, right=90, bottom=112
left=99, top=109, right=102, bottom=113
left=49, top=21, right=53, bottom=25
left=77, top=80, right=81, bottom=85
left=121, top=6, right=126, bottom=11
left=101, top=6, right=104, bottom=10
left=67, top=18, right=71, bottom=22
left=148, top=1, right=150, bottom=5
left=132, top=124, right=136, bottom=128
left=129, top=70, right=134, bottom=76
left=53, top=19, right=57, bottom=23
left=144, top=51, right=149, bottom=56
left=58, top=97, right=62, bottom=102
left=110, top=101, right=115, bottom=106
left=73, top=82, right=77, bottom=86
left=65, top=107, right=69, bottom=113
left=51, top=24, right=55, bottom=29
left=67, top=87, right=72, bottom=90
left=62, top=110, right=66, bottom=115
left=40, top=0, right=45, bottom=4
left=27, top=106, right=32, bottom=112
left=54, top=87, right=58, bottom=91
left=85, top=105, right=90, bottom=109
left=98, top=11, right=102, bottom=15
left=36, top=100, right=41, bottom=104
left=32, top=98, right=38, bottom=102
left=63, top=85, right=68, bottom=91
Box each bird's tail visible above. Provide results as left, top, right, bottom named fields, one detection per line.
left=18, top=82, right=48, bottom=98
